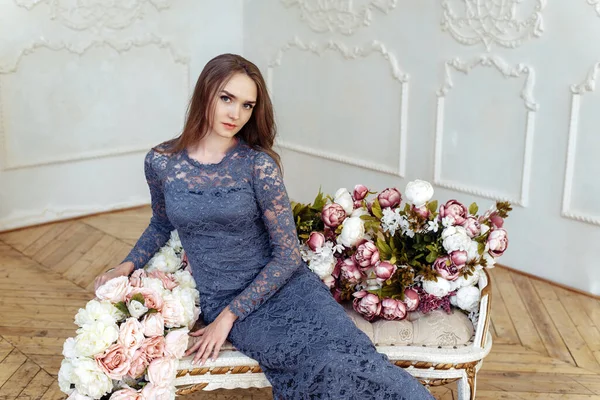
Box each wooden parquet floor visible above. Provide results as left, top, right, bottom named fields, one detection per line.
left=0, top=206, right=599, bottom=399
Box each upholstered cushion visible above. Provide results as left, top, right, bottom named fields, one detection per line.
left=189, top=304, right=474, bottom=352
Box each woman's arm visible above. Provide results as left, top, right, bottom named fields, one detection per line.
left=226, top=152, right=303, bottom=321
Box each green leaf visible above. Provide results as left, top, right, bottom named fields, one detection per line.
left=478, top=242, right=485, bottom=255
left=376, top=237, right=392, bottom=259
left=115, top=301, right=130, bottom=316
left=469, top=202, right=479, bottom=215
left=147, top=308, right=158, bottom=314
left=389, top=255, right=397, bottom=265
left=425, top=251, right=438, bottom=263
left=427, top=200, right=438, bottom=213
left=131, top=293, right=145, bottom=304
left=372, top=198, right=383, bottom=219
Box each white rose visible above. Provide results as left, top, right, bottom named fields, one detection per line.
left=141, top=277, right=168, bottom=296
left=422, top=278, right=452, bottom=297
left=62, top=337, right=78, bottom=359
left=405, top=179, right=434, bottom=208
left=334, top=188, right=354, bottom=215
left=173, top=270, right=196, bottom=290
left=67, top=390, right=94, bottom=400
left=308, top=254, right=335, bottom=279
left=127, top=300, right=148, bottom=319
left=74, top=321, right=119, bottom=357
left=75, top=300, right=125, bottom=327
left=95, top=276, right=130, bottom=303
left=164, top=328, right=190, bottom=358
left=455, top=286, right=481, bottom=312
left=147, top=247, right=181, bottom=274
left=71, top=357, right=113, bottom=398
left=58, top=358, right=75, bottom=394
left=442, top=226, right=471, bottom=252
left=337, top=217, right=365, bottom=248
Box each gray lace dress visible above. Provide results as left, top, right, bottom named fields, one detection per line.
left=123, top=139, right=434, bottom=400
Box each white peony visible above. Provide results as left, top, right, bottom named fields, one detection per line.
left=449, top=270, right=480, bottom=291
left=71, top=357, right=114, bottom=398
left=334, top=188, right=354, bottom=215
left=351, top=207, right=369, bottom=218
left=74, top=300, right=125, bottom=327
left=441, top=226, right=471, bottom=252
left=455, top=286, right=481, bottom=312
left=167, top=230, right=183, bottom=251
left=58, top=358, right=75, bottom=394
left=466, top=241, right=479, bottom=262
left=405, top=180, right=434, bottom=208
left=422, top=278, right=452, bottom=297
left=146, top=247, right=181, bottom=273
left=141, top=277, right=168, bottom=296
left=62, top=337, right=78, bottom=359
left=67, top=390, right=94, bottom=400
left=127, top=300, right=148, bottom=319
left=483, top=252, right=496, bottom=268
left=173, top=270, right=196, bottom=290
left=337, top=217, right=365, bottom=248
left=74, top=321, right=119, bottom=357
left=308, top=253, right=335, bottom=278
left=172, top=287, right=200, bottom=328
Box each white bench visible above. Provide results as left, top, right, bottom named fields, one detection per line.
left=175, top=270, right=493, bottom=400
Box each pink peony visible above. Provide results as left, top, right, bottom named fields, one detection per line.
left=95, top=276, right=130, bottom=303
left=321, top=203, right=347, bottom=228
left=322, top=275, right=336, bottom=289
left=374, top=261, right=397, bottom=281
left=412, top=205, right=430, bottom=219
left=141, top=336, right=166, bottom=361
left=94, top=343, right=131, bottom=380
left=118, top=317, right=145, bottom=352
left=147, top=357, right=177, bottom=387
left=487, top=228, right=508, bottom=257
left=462, top=217, right=481, bottom=237
left=353, top=241, right=380, bottom=269
left=130, top=269, right=147, bottom=288
left=377, top=188, right=402, bottom=209
left=353, top=184, right=369, bottom=201
left=164, top=329, right=189, bottom=359
left=489, top=211, right=504, bottom=229
left=403, top=288, right=420, bottom=312
left=352, top=291, right=381, bottom=321
left=148, top=270, right=179, bottom=290
left=110, top=388, right=142, bottom=400
left=439, top=200, right=468, bottom=225
left=127, top=288, right=164, bottom=312
left=127, top=347, right=150, bottom=379
left=306, top=232, right=326, bottom=251
left=141, top=313, right=165, bottom=337
left=433, top=256, right=461, bottom=281
left=450, top=250, right=468, bottom=268
left=339, top=258, right=363, bottom=284
left=381, top=298, right=407, bottom=321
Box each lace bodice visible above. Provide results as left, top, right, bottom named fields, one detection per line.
left=123, top=139, right=303, bottom=322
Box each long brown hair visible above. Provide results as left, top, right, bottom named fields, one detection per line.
left=159, top=54, right=281, bottom=169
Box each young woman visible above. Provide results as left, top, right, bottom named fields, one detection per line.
left=94, top=54, right=434, bottom=399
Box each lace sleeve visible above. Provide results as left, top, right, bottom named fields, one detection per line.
left=122, top=150, right=175, bottom=270
left=227, top=152, right=303, bottom=321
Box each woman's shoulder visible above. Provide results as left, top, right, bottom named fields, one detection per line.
left=145, top=139, right=178, bottom=172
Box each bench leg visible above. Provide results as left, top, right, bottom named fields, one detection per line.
left=457, top=364, right=477, bottom=400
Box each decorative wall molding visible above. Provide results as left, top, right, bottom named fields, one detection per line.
left=267, top=36, right=409, bottom=177
left=434, top=55, right=538, bottom=207
left=588, top=0, right=600, bottom=17
left=0, top=35, right=190, bottom=171
left=441, top=0, right=546, bottom=51
left=281, top=0, right=397, bottom=35
left=562, top=62, right=600, bottom=226
left=14, top=0, right=172, bottom=31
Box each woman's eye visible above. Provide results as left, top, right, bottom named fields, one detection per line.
left=243, top=104, right=254, bottom=110
left=220, top=95, right=231, bottom=103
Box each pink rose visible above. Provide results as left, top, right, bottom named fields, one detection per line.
left=439, top=200, right=468, bottom=225
left=352, top=291, right=381, bottom=321
left=403, top=288, right=420, bottom=311
left=462, top=217, right=481, bottom=237
left=339, top=258, right=363, bottom=284
left=374, top=261, right=397, bottom=282
left=489, top=211, right=504, bottom=229
left=450, top=250, right=468, bottom=268
left=94, top=343, right=131, bottom=380
left=141, top=313, right=165, bottom=337
left=321, top=203, right=347, bottom=228
left=147, top=357, right=177, bottom=387
left=381, top=298, right=407, bottom=321
left=353, top=241, right=380, bottom=269
left=377, top=188, right=402, bottom=209
left=412, top=205, right=431, bottom=219
left=487, top=228, right=508, bottom=257
left=141, top=383, right=174, bottom=400
left=95, top=276, right=130, bottom=303
left=306, top=232, right=325, bottom=251
left=118, top=317, right=145, bottom=352
left=353, top=184, right=369, bottom=201
left=141, top=336, right=166, bottom=361
left=127, top=288, right=164, bottom=312
left=164, top=329, right=189, bottom=359
left=128, top=347, right=150, bottom=379
left=322, top=275, right=336, bottom=289
left=433, top=256, right=460, bottom=281
left=130, top=269, right=147, bottom=288
left=110, top=388, right=142, bottom=400
left=148, top=270, right=179, bottom=290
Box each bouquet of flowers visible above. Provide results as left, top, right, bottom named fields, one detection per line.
left=58, top=231, right=200, bottom=400
left=293, top=180, right=511, bottom=324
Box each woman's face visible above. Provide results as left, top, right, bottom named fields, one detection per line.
left=209, top=73, right=257, bottom=140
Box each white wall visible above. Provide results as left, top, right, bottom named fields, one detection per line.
left=243, top=0, right=600, bottom=296
left=0, top=0, right=243, bottom=229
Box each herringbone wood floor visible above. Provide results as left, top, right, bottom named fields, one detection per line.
left=0, top=206, right=599, bottom=399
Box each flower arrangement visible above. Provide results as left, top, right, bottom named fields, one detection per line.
left=58, top=231, right=200, bottom=400
left=293, top=180, right=511, bottom=324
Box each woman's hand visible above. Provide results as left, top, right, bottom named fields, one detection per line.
left=185, top=307, right=238, bottom=365
left=93, top=262, right=134, bottom=291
